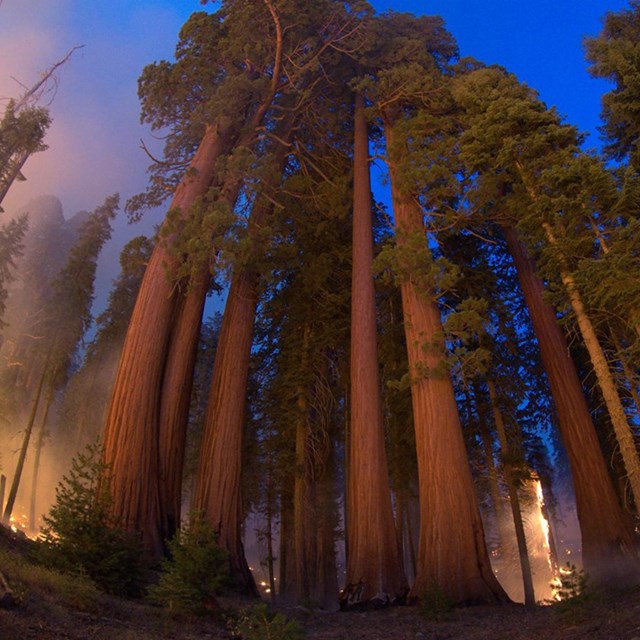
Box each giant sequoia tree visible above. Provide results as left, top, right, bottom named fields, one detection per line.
left=102, top=3, right=278, bottom=554
left=93, top=0, right=640, bottom=606
left=342, top=89, right=408, bottom=605
left=365, top=13, right=507, bottom=604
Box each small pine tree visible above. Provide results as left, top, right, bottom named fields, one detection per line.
left=37, top=443, right=143, bottom=596
left=147, top=513, right=229, bottom=615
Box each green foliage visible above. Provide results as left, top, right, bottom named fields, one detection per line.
left=37, top=443, right=143, bottom=596
left=418, top=581, right=454, bottom=622
left=147, top=513, right=229, bottom=615
left=230, top=604, right=305, bottom=640
left=0, top=101, right=51, bottom=202
left=585, top=1, right=640, bottom=166
left=552, top=563, right=589, bottom=602
left=0, top=214, right=28, bottom=326
left=549, top=563, right=592, bottom=623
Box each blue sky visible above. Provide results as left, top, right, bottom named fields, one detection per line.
left=0, top=0, right=630, bottom=304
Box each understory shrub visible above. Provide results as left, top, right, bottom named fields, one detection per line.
left=36, top=442, right=143, bottom=596
left=147, top=513, right=229, bottom=615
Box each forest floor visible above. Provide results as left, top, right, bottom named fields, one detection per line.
left=2, top=584, right=640, bottom=640
left=1, top=525, right=640, bottom=640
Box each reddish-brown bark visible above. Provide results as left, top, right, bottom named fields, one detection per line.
left=102, top=120, right=234, bottom=554
left=192, top=270, right=259, bottom=594
left=157, top=274, right=209, bottom=542
left=384, top=118, right=508, bottom=605
left=193, top=114, right=295, bottom=593
left=502, top=224, right=640, bottom=587
left=342, top=93, right=407, bottom=607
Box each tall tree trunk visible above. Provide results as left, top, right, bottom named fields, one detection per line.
left=192, top=271, right=259, bottom=594
left=293, top=329, right=317, bottom=605
left=487, top=380, right=536, bottom=607
left=102, top=119, right=235, bottom=555
left=502, top=224, right=640, bottom=587
left=278, top=486, right=295, bottom=602
left=541, top=221, right=640, bottom=510
left=193, top=115, right=295, bottom=593
left=28, top=383, right=54, bottom=531
left=384, top=117, right=507, bottom=605
left=342, top=93, right=407, bottom=607
left=264, top=462, right=277, bottom=604
left=3, top=367, right=47, bottom=523
left=0, top=476, right=6, bottom=519
left=314, top=441, right=340, bottom=611
left=157, top=275, right=209, bottom=543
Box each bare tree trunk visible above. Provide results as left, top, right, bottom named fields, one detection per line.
left=28, top=383, right=54, bottom=531
left=384, top=118, right=507, bottom=605
left=264, top=466, right=277, bottom=604
left=314, top=443, right=339, bottom=611
left=193, top=114, right=295, bottom=592
left=157, top=275, right=209, bottom=543
left=502, top=224, right=640, bottom=587
left=192, top=271, right=259, bottom=594
left=342, top=93, right=407, bottom=607
left=0, top=476, right=7, bottom=518
left=102, top=119, right=235, bottom=555
left=487, top=380, right=536, bottom=607
left=278, top=484, right=295, bottom=602
left=3, top=367, right=47, bottom=523
left=293, top=332, right=315, bottom=604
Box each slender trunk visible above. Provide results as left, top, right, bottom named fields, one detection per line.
left=479, top=421, right=505, bottom=524
left=293, top=328, right=313, bottom=603
left=278, top=485, right=295, bottom=601
left=502, top=224, right=640, bottom=587
left=28, top=383, right=54, bottom=531
left=314, top=442, right=339, bottom=611
left=342, top=93, right=407, bottom=607
left=487, top=380, right=536, bottom=607
left=265, top=468, right=277, bottom=604
left=541, top=221, right=640, bottom=510
left=0, top=476, right=6, bottom=518
left=102, top=120, right=235, bottom=555
left=3, top=367, right=47, bottom=523
left=292, top=331, right=320, bottom=605
left=384, top=117, right=506, bottom=605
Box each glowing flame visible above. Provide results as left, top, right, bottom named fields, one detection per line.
left=534, top=479, right=554, bottom=573
left=8, top=511, right=37, bottom=539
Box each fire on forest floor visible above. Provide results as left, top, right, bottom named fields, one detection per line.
left=0, top=524, right=639, bottom=640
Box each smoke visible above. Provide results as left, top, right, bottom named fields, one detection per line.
left=0, top=1, right=203, bottom=317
